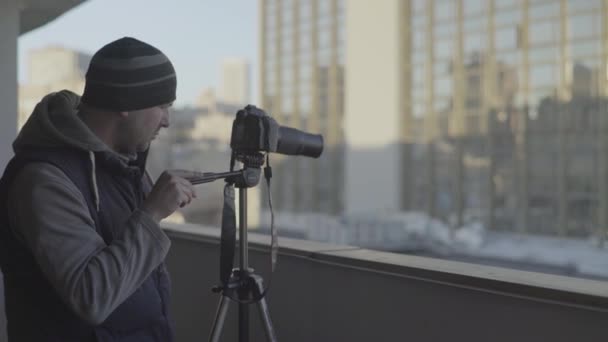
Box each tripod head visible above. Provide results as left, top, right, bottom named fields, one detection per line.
left=229, top=153, right=266, bottom=189
left=189, top=152, right=266, bottom=189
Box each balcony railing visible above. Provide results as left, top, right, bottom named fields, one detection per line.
left=163, top=222, right=608, bottom=342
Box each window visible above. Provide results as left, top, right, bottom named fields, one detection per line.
left=529, top=1, right=560, bottom=19
left=570, top=39, right=602, bottom=58
left=464, top=0, right=485, bottom=16
left=435, top=39, right=454, bottom=60
left=568, top=0, right=603, bottom=12
left=413, top=0, right=426, bottom=14
left=530, top=63, right=558, bottom=88
left=434, top=76, right=453, bottom=97
left=412, top=81, right=426, bottom=101
left=495, top=0, right=519, bottom=10
left=412, top=15, right=426, bottom=29
left=569, top=14, right=601, bottom=40
left=464, top=16, right=484, bottom=32
left=413, top=51, right=426, bottom=64
left=495, top=8, right=521, bottom=27
left=497, top=50, right=519, bottom=66
left=435, top=0, right=456, bottom=21
left=413, top=29, right=426, bottom=48
left=496, top=26, right=518, bottom=50
left=435, top=22, right=456, bottom=38
left=465, top=33, right=485, bottom=55
left=530, top=21, right=559, bottom=45
left=413, top=65, right=425, bottom=85
left=529, top=45, right=559, bottom=63
left=412, top=101, right=426, bottom=118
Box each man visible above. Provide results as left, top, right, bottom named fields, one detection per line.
left=0, top=37, right=195, bottom=341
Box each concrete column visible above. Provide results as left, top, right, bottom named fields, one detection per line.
left=0, top=0, right=19, bottom=172
left=597, top=0, right=608, bottom=245
left=0, top=2, right=18, bottom=340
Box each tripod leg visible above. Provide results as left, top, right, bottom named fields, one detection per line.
left=250, top=276, right=278, bottom=342
left=256, top=296, right=278, bottom=342
left=209, top=295, right=231, bottom=342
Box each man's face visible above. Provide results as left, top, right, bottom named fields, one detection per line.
left=117, top=103, right=171, bottom=153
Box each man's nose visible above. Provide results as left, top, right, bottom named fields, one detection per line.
left=161, top=111, right=170, bottom=128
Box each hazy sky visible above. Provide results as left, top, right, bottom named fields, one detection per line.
left=18, top=0, right=258, bottom=107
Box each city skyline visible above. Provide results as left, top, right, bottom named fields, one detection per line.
left=17, top=0, right=258, bottom=107
left=18, top=45, right=252, bottom=110
left=16, top=0, right=608, bottom=240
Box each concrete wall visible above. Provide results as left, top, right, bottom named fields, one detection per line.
left=164, top=223, right=608, bottom=342
left=344, top=0, right=402, bottom=214
left=0, top=2, right=19, bottom=341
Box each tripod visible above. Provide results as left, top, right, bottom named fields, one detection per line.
left=190, top=165, right=278, bottom=342
left=208, top=187, right=277, bottom=342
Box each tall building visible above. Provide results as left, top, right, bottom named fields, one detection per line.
left=219, top=57, right=251, bottom=106
left=347, top=0, right=608, bottom=237
left=262, top=0, right=608, bottom=238
left=19, top=46, right=90, bottom=127
left=260, top=0, right=346, bottom=215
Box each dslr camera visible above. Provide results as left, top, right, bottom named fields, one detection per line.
left=230, top=105, right=323, bottom=159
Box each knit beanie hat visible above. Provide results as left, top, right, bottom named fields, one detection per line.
left=81, top=37, right=177, bottom=111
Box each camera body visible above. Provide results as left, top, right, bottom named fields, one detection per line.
left=230, top=105, right=323, bottom=159
left=230, top=105, right=280, bottom=154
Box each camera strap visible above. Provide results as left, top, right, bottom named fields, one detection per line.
left=266, top=155, right=278, bottom=275
left=219, top=183, right=237, bottom=287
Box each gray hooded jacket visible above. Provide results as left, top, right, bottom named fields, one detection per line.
left=6, top=90, right=170, bottom=325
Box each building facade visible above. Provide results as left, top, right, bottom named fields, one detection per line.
left=402, top=0, right=608, bottom=237
left=265, top=0, right=607, bottom=238
left=346, top=0, right=607, bottom=237
left=260, top=0, right=346, bottom=214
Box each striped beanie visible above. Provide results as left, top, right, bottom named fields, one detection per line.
left=81, top=37, right=177, bottom=111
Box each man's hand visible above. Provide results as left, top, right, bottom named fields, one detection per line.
left=141, top=170, right=198, bottom=222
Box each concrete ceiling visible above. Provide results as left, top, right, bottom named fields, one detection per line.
left=19, top=0, right=88, bottom=35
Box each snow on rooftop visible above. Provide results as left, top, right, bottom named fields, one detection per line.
left=259, top=210, right=608, bottom=279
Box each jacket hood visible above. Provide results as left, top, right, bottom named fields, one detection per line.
left=12, top=90, right=151, bottom=213
left=13, top=90, right=112, bottom=154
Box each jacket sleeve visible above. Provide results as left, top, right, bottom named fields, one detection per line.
left=7, top=162, right=171, bottom=325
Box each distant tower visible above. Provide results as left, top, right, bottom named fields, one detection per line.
left=197, top=87, right=216, bottom=109
left=219, top=58, right=250, bottom=106
left=27, top=46, right=90, bottom=86
left=19, top=46, right=91, bottom=128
